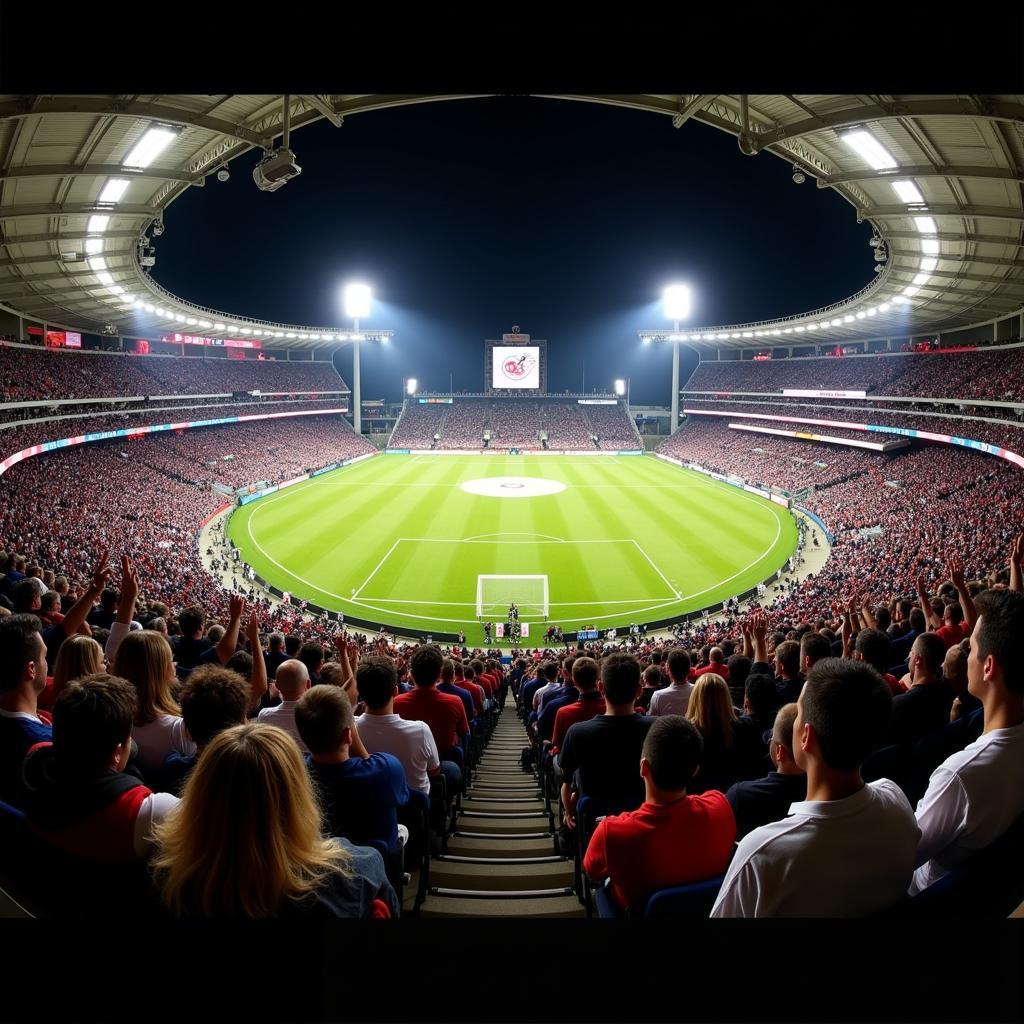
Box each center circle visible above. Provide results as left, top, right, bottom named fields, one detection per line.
left=459, top=475, right=567, bottom=498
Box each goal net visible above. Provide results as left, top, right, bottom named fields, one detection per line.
left=476, top=575, right=549, bottom=619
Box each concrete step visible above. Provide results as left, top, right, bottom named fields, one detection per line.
left=467, top=789, right=542, bottom=800
left=446, top=833, right=557, bottom=857
left=462, top=797, right=544, bottom=813
left=456, top=814, right=551, bottom=835
left=431, top=857, right=574, bottom=891
left=419, top=891, right=584, bottom=918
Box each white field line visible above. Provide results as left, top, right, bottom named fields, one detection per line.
left=629, top=540, right=683, bottom=600
left=350, top=538, right=404, bottom=599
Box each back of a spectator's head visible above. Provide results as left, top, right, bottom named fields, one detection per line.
left=100, top=587, right=120, bottom=612
left=274, top=659, right=310, bottom=700
left=298, top=642, right=324, bottom=676
left=874, top=606, right=892, bottom=632
left=709, top=646, right=724, bottom=664
left=113, top=629, right=178, bottom=724
left=745, top=673, right=778, bottom=720
left=641, top=715, right=703, bottom=792
left=572, top=656, right=599, bottom=691
left=284, top=634, right=302, bottom=657
left=409, top=644, right=444, bottom=687
left=775, top=640, right=801, bottom=680
left=911, top=632, right=946, bottom=678
left=441, top=658, right=455, bottom=684
left=52, top=673, right=136, bottom=774
left=357, top=655, right=398, bottom=709
left=562, top=656, right=575, bottom=678
left=51, top=634, right=103, bottom=703
left=944, top=603, right=964, bottom=626
left=269, top=632, right=285, bottom=652
left=206, top=624, right=226, bottom=646
left=855, top=628, right=892, bottom=675
left=720, top=639, right=737, bottom=659
left=225, top=650, right=253, bottom=680
left=798, top=658, right=891, bottom=773
left=642, top=664, right=662, bottom=688
left=541, top=660, right=559, bottom=682
left=470, top=659, right=485, bottom=675
left=12, top=579, right=40, bottom=613
left=600, top=653, right=641, bottom=706
left=54, top=575, right=68, bottom=595
left=41, top=591, right=61, bottom=613
left=971, top=590, right=1024, bottom=696
left=179, top=665, right=249, bottom=747
left=727, top=654, right=751, bottom=692
left=295, top=685, right=353, bottom=756
left=0, top=614, right=44, bottom=693
left=909, top=607, right=927, bottom=634
left=666, top=648, right=691, bottom=683
left=771, top=702, right=799, bottom=754
left=318, top=661, right=345, bottom=688
left=800, top=631, right=831, bottom=668
left=179, top=605, right=205, bottom=639
left=650, top=650, right=662, bottom=666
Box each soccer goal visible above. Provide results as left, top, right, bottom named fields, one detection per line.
left=476, top=575, right=549, bottom=619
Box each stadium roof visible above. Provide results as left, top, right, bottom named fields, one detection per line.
left=0, top=94, right=1021, bottom=348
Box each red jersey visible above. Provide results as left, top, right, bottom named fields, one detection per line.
left=583, top=791, right=736, bottom=912
left=551, top=693, right=605, bottom=753
left=394, top=686, right=469, bottom=752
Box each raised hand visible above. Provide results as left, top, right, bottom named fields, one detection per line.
left=89, top=547, right=111, bottom=593
left=947, top=554, right=967, bottom=592
left=228, top=592, right=245, bottom=621
left=1011, top=533, right=1024, bottom=566
left=246, top=610, right=261, bottom=646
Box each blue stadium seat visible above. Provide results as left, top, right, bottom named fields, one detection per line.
left=643, top=874, right=726, bottom=919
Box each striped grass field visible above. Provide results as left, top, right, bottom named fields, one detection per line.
left=227, top=454, right=797, bottom=641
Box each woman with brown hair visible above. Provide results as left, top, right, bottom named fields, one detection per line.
left=152, top=722, right=398, bottom=918
left=40, top=634, right=103, bottom=710
left=113, top=630, right=195, bottom=777
left=686, top=673, right=761, bottom=794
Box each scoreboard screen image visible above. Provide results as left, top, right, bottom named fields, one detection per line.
left=492, top=346, right=540, bottom=389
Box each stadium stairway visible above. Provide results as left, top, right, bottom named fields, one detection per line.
left=413, top=692, right=584, bottom=918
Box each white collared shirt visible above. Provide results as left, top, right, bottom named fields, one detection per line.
left=648, top=681, right=693, bottom=717
left=711, top=779, right=920, bottom=917
left=354, top=712, right=439, bottom=793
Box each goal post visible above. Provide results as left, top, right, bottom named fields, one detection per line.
left=476, top=575, right=549, bottom=618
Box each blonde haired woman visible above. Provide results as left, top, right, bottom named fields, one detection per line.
left=153, top=722, right=398, bottom=918
left=41, top=634, right=103, bottom=710
left=113, top=630, right=195, bottom=777
left=686, top=673, right=761, bottom=793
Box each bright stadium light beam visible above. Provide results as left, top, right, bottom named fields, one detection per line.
left=662, top=282, right=692, bottom=433
left=343, top=282, right=372, bottom=320
left=614, top=378, right=626, bottom=396
left=343, top=281, right=373, bottom=435
left=406, top=377, right=418, bottom=395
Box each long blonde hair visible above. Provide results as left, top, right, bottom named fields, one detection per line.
left=50, top=634, right=103, bottom=703
left=152, top=722, right=352, bottom=917
left=112, top=630, right=180, bottom=724
left=686, top=674, right=737, bottom=750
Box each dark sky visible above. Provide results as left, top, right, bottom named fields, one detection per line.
left=155, top=96, right=874, bottom=406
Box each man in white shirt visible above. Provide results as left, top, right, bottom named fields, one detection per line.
left=257, top=658, right=311, bottom=754
left=711, top=658, right=920, bottom=917
left=354, top=655, right=440, bottom=794
left=911, top=588, right=1024, bottom=895
left=532, top=661, right=561, bottom=714
left=648, top=649, right=693, bottom=717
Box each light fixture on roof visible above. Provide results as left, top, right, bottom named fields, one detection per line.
left=841, top=129, right=897, bottom=170
left=87, top=215, right=110, bottom=233
left=867, top=308, right=877, bottom=316
left=920, top=258, right=938, bottom=273
left=85, top=238, right=103, bottom=255
left=794, top=326, right=804, bottom=332
left=921, top=238, right=940, bottom=255
left=807, top=323, right=818, bottom=331
left=343, top=283, right=373, bottom=320
left=843, top=315, right=854, bottom=323
left=891, top=180, right=924, bottom=204
left=914, top=216, right=937, bottom=234
left=214, top=323, right=226, bottom=331
left=912, top=273, right=930, bottom=286
left=791, top=164, right=806, bottom=185
left=662, top=284, right=691, bottom=321
left=123, top=125, right=177, bottom=169
left=771, top=329, right=781, bottom=336
left=98, top=178, right=130, bottom=204
left=187, top=317, right=197, bottom=325
left=216, top=166, right=230, bottom=183
left=856, top=312, right=866, bottom=319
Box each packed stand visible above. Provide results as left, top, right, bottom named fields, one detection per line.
left=388, top=403, right=448, bottom=449
left=581, top=403, right=642, bottom=449
left=488, top=402, right=541, bottom=448
left=539, top=402, right=593, bottom=449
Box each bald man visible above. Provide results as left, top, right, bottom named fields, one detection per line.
left=257, top=658, right=311, bottom=753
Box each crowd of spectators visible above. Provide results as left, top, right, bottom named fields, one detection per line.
left=684, top=346, right=1024, bottom=403
left=387, top=403, right=448, bottom=448
left=0, top=342, right=347, bottom=404
left=584, top=404, right=643, bottom=449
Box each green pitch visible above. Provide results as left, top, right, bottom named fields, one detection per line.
left=227, top=454, right=797, bottom=642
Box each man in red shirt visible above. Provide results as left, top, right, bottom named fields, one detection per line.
left=453, top=661, right=485, bottom=716
left=551, top=657, right=603, bottom=754
left=693, top=647, right=729, bottom=682
left=395, top=645, right=469, bottom=791
left=583, top=714, right=737, bottom=914
left=470, top=658, right=495, bottom=700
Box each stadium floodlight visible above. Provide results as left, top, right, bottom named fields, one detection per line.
left=891, top=180, right=924, bottom=204
left=614, top=378, right=626, bottom=396
left=841, top=129, right=897, bottom=170
left=406, top=378, right=418, bottom=395
left=123, top=125, right=177, bottom=169
left=344, top=282, right=372, bottom=320
left=663, top=284, right=691, bottom=321
left=98, top=178, right=130, bottom=204
left=214, top=323, right=226, bottom=331
left=807, top=323, right=818, bottom=330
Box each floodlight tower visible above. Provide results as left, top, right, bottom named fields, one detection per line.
left=663, top=284, right=691, bottom=433
left=343, top=282, right=372, bottom=434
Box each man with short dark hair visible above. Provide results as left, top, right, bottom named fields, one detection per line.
left=887, top=631, right=953, bottom=746
left=20, top=674, right=179, bottom=862
left=265, top=632, right=289, bottom=679
left=726, top=703, right=808, bottom=839
left=551, top=657, right=603, bottom=754
left=87, top=587, right=120, bottom=630
left=153, top=664, right=250, bottom=795
left=912, top=590, right=1024, bottom=894
left=298, top=641, right=325, bottom=685
left=584, top=715, right=736, bottom=913
left=395, top=646, right=469, bottom=755
left=854, top=628, right=903, bottom=696
left=800, top=632, right=831, bottom=676
left=296, top=685, right=409, bottom=851
left=559, top=654, right=654, bottom=827
left=711, top=658, right=920, bottom=917
left=748, top=613, right=802, bottom=706
left=648, top=649, right=693, bottom=717
left=355, top=655, right=440, bottom=794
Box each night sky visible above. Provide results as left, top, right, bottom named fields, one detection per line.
left=155, top=96, right=874, bottom=406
